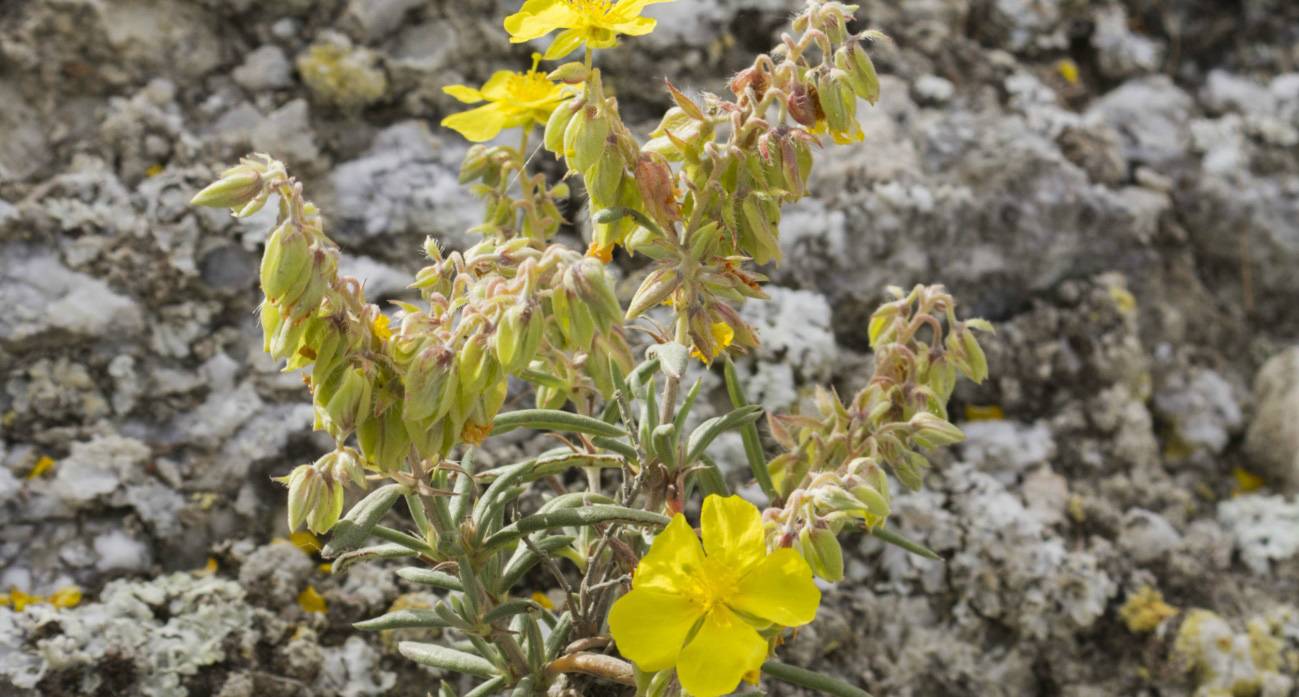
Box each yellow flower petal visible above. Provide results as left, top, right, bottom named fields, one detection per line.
left=297, top=585, right=327, bottom=613
left=700, top=495, right=766, bottom=576
left=442, top=84, right=484, bottom=103
left=609, top=587, right=702, bottom=672
left=505, top=0, right=580, bottom=43
left=632, top=513, right=705, bottom=594
left=730, top=547, right=820, bottom=627
left=606, top=15, right=657, bottom=37
left=48, top=586, right=82, bottom=609
left=543, top=28, right=587, bottom=61
left=676, top=606, right=768, bottom=697
left=479, top=70, right=517, bottom=102
left=441, top=103, right=511, bottom=142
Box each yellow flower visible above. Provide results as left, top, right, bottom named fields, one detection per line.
left=690, top=321, right=734, bottom=362
left=505, top=0, right=674, bottom=60
left=608, top=495, right=820, bottom=697
left=441, top=54, right=571, bottom=142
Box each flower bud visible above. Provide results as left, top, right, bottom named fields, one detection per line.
left=259, top=301, right=283, bottom=355
left=816, top=68, right=856, bottom=135
left=280, top=464, right=319, bottom=532
left=458, top=144, right=493, bottom=184
left=545, top=98, right=582, bottom=156
left=786, top=81, right=821, bottom=128
left=403, top=344, right=455, bottom=422
left=269, top=314, right=310, bottom=361
left=849, top=483, right=891, bottom=519
left=360, top=404, right=414, bottom=471
left=547, top=62, right=589, bottom=84
left=317, top=448, right=367, bottom=489
left=572, top=258, right=623, bottom=330
left=739, top=195, right=781, bottom=265
left=799, top=527, right=845, bottom=582
left=308, top=478, right=346, bottom=534
left=626, top=267, right=681, bottom=319
left=908, top=412, right=965, bottom=448
left=260, top=223, right=312, bottom=304
left=567, top=105, right=609, bottom=173
left=633, top=153, right=680, bottom=228
left=191, top=165, right=263, bottom=209
left=324, top=365, right=373, bottom=434
left=842, top=40, right=880, bottom=105
left=585, top=145, right=624, bottom=209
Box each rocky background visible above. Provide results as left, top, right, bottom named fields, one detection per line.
left=3, top=0, right=1299, bottom=695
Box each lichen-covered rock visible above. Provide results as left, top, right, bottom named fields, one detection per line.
left=1244, top=347, right=1299, bottom=491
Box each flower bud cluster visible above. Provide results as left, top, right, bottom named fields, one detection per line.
left=276, top=448, right=365, bottom=533
left=458, top=143, right=570, bottom=242
left=548, top=1, right=887, bottom=362
left=764, top=284, right=993, bottom=579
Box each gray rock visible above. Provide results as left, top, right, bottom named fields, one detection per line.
left=0, top=246, right=142, bottom=346
left=232, top=46, right=294, bottom=92
left=1244, top=347, right=1299, bottom=490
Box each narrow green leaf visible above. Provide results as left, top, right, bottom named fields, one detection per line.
left=483, top=598, right=542, bottom=624
left=693, top=453, right=730, bottom=497
left=397, top=567, right=464, bottom=591
left=762, top=659, right=872, bottom=697
left=463, top=677, right=507, bottom=697
left=591, top=436, right=638, bottom=461
left=323, top=484, right=409, bottom=558
left=482, top=505, right=669, bottom=552
left=684, top=404, right=764, bottom=464
left=723, top=358, right=776, bottom=500
left=673, top=379, right=704, bottom=435
left=399, top=642, right=499, bottom=678
left=492, top=409, right=627, bottom=438
left=355, top=608, right=450, bottom=631
left=544, top=612, right=573, bottom=658
left=870, top=526, right=943, bottom=561
left=373, top=525, right=438, bottom=557
left=332, top=543, right=416, bottom=575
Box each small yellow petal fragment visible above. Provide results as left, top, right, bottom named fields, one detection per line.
left=48, top=586, right=82, bottom=609
left=586, top=241, right=613, bottom=264
left=318, top=563, right=333, bottom=574
left=1056, top=58, right=1080, bottom=85
left=202, top=557, right=219, bottom=575
left=146, top=164, right=165, bottom=177
left=9, top=588, right=38, bottom=612
left=1119, top=586, right=1178, bottom=633
left=371, top=314, right=393, bottom=343
left=290, top=530, right=322, bottom=555
left=962, top=404, right=1004, bottom=422
left=690, top=322, right=735, bottom=362
left=27, top=456, right=55, bottom=480
left=298, top=585, right=328, bottom=613
left=1232, top=467, right=1265, bottom=495
left=530, top=591, right=555, bottom=610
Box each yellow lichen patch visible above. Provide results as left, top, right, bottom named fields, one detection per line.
left=318, top=563, right=333, bottom=574
left=530, top=591, right=555, bottom=610
left=48, top=586, right=82, bottom=609
left=1119, top=586, right=1178, bottom=633
left=200, top=557, right=219, bottom=575
left=963, top=404, right=1004, bottom=422
left=1107, top=284, right=1137, bottom=315
left=1067, top=495, right=1086, bottom=523
left=297, top=585, right=327, bottom=613
left=1232, top=467, right=1265, bottom=495
left=26, top=455, right=55, bottom=480
left=296, top=41, right=388, bottom=110
left=1056, top=58, right=1080, bottom=85
left=145, top=164, right=164, bottom=177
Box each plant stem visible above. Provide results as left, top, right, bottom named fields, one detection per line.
left=546, top=653, right=634, bottom=686
left=762, top=660, right=873, bottom=697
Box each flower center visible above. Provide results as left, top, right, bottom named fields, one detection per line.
left=566, top=0, right=614, bottom=18
left=685, top=557, right=740, bottom=614
left=507, top=71, right=555, bottom=103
